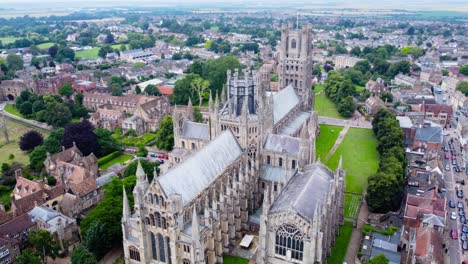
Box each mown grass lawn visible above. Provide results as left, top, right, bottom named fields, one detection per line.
left=314, top=85, right=347, bottom=120
left=325, top=128, right=379, bottom=194
left=0, top=37, right=19, bottom=44
left=37, top=42, right=56, bottom=49
left=111, top=44, right=130, bottom=51
left=223, top=256, right=249, bottom=264
left=344, top=193, right=362, bottom=219
left=355, top=85, right=365, bottom=92
left=76, top=48, right=100, bottom=58
left=315, top=125, right=343, bottom=161
left=4, top=104, right=24, bottom=118
left=327, top=221, right=354, bottom=264
left=99, top=154, right=133, bottom=170
left=0, top=119, right=49, bottom=165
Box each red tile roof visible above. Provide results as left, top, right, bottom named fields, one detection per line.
left=158, top=85, right=173, bottom=95
left=403, top=190, right=446, bottom=228
left=0, top=214, right=35, bottom=238
left=414, top=226, right=443, bottom=264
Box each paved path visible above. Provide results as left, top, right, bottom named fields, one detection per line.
left=318, top=116, right=372, bottom=129
left=345, top=198, right=369, bottom=264
left=0, top=102, right=53, bottom=131
left=101, top=245, right=123, bottom=264
left=324, top=126, right=350, bottom=161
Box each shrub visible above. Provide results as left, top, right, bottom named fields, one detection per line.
left=97, top=151, right=122, bottom=166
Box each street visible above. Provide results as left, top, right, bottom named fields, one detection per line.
left=444, top=129, right=465, bottom=264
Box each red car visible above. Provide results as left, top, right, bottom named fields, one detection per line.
left=446, top=154, right=450, bottom=159
left=452, top=155, right=457, bottom=160
left=452, top=229, right=459, bottom=239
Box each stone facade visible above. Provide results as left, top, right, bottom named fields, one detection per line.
left=121, top=25, right=344, bottom=264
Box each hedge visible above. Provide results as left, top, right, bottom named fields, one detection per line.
left=362, top=224, right=399, bottom=236
left=97, top=151, right=122, bottom=166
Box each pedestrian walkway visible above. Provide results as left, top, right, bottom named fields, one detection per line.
left=345, top=197, right=370, bottom=264
left=325, top=125, right=350, bottom=161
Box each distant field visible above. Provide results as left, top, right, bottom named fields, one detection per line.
left=315, top=124, right=343, bottom=161
left=0, top=37, right=20, bottom=44
left=37, top=42, right=56, bottom=49
left=76, top=48, right=100, bottom=58
left=325, top=128, right=379, bottom=193
left=0, top=118, right=50, bottom=165
left=111, top=44, right=130, bottom=51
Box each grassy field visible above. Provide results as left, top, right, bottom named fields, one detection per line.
left=315, top=125, right=343, bottom=161
left=314, top=85, right=347, bottom=120
left=37, top=42, right=56, bottom=49
left=111, top=44, right=130, bottom=51
left=99, top=154, right=133, bottom=170
left=4, top=104, right=24, bottom=118
left=327, top=221, right=354, bottom=264
left=355, top=85, right=365, bottom=92
left=223, top=256, right=249, bottom=264
left=344, top=193, right=362, bottom=219
left=0, top=37, right=20, bottom=44
left=76, top=48, right=100, bottom=59
left=325, top=128, right=379, bottom=194
left=0, top=119, right=50, bottom=165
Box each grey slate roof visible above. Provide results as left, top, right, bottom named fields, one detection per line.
left=181, top=121, right=210, bottom=141
left=414, top=126, right=442, bottom=144
left=278, top=111, right=310, bottom=136
left=158, top=130, right=243, bottom=205
left=269, top=162, right=334, bottom=222
left=263, top=134, right=301, bottom=155
left=96, top=172, right=118, bottom=187
left=273, top=84, right=300, bottom=125
left=259, top=165, right=294, bottom=183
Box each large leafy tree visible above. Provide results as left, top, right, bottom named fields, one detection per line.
left=190, top=77, right=210, bottom=106
left=460, top=65, right=468, bottom=76
left=62, top=120, right=99, bottom=156
left=154, top=116, right=174, bottom=151
left=95, top=128, right=122, bottom=157
left=43, top=128, right=64, bottom=154
left=59, top=82, right=73, bottom=97
left=6, top=54, right=24, bottom=72
left=15, top=249, right=41, bottom=264
left=364, top=254, right=389, bottom=264
left=456, top=81, right=468, bottom=96
left=29, top=145, right=47, bottom=171
left=84, top=220, right=113, bottom=260
left=337, top=96, right=356, bottom=118
left=171, top=73, right=200, bottom=105
left=19, top=130, right=44, bottom=152
left=124, top=159, right=159, bottom=181
left=71, top=246, right=98, bottom=264
left=29, top=230, right=59, bottom=263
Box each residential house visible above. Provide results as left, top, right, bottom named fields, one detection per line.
left=73, top=80, right=96, bottom=93
left=0, top=214, right=36, bottom=250
left=365, top=96, right=386, bottom=115
left=333, top=55, right=361, bottom=69
left=365, top=78, right=387, bottom=95
left=421, top=104, right=452, bottom=127
left=412, top=122, right=443, bottom=152
left=361, top=231, right=402, bottom=264
left=120, top=49, right=153, bottom=62
left=89, top=108, right=126, bottom=132
left=0, top=237, right=20, bottom=264
left=134, top=96, right=170, bottom=131
left=122, top=115, right=146, bottom=135
left=393, top=73, right=421, bottom=88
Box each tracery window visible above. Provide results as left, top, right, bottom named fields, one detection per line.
left=291, top=39, right=297, bottom=49
left=183, top=259, right=191, bottom=264
left=151, top=232, right=157, bottom=260
left=275, top=224, right=304, bottom=261
left=129, top=246, right=141, bottom=261
left=158, top=233, right=166, bottom=262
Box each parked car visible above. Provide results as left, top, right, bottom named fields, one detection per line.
left=453, top=212, right=459, bottom=219
left=150, top=153, right=157, bottom=158
left=460, top=210, right=466, bottom=217
left=450, top=200, right=456, bottom=208
left=453, top=155, right=457, bottom=160
left=462, top=215, right=467, bottom=224
left=462, top=225, right=468, bottom=233
left=447, top=164, right=451, bottom=171
left=452, top=229, right=459, bottom=239
left=453, top=159, right=458, bottom=165
left=462, top=233, right=467, bottom=241
left=444, top=145, right=449, bottom=152
left=458, top=190, right=464, bottom=198
left=459, top=201, right=465, bottom=209
left=446, top=154, right=450, bottom=159
left=464, top=241, right=468, bottom=250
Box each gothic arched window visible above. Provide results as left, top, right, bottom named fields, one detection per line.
left=291, top=39, right=297, bottom=49
left=151, top=232, right=157, bottom=260
left=156, top=212, right=161, bottom=228
left=182, top=141, right=186, bottom=148
left=267, top=155, right=271, bottom=165
left=166, top=237, right=172, bottom=264
left=148, top=194, right=153, bottom=204
left=279, top=157, right=283, bottom=167
left=158, top=233, right=166, bottom=263
left=129, top=246, right=141, bottom=261
left=183, top=260, right=191, bottom=264
left=150, top=214, right=155, bottom=226
left=161, top=217, right=167, bottom=229
left=292, top=160, right=296, bottom=169
left=275, top=224, right=304, bottom=261
left=154, top=195, right=159, bottom=205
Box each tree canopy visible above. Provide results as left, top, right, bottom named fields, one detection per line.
left=62, top=120, right=99, bottom=156
left=19, top=130, right=44, bottom=152
left=457, top=81, right=468, bottom=96
left=70, top=246, right=98, bottom=264
left=154, top=116, right=174, bottom=151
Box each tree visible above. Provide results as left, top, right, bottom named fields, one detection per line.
left=144, top=84, right=161, bottom=96
left=19, top=101, right=32, bottom=116
left=98, top=45, right=114, bottom=58
left=124, top=159, right=159, bottom=181
left=111, top=84, right=123, bottom=96
left=387, top=61, right=410, bottom=78
left=456, top=81, right=468, bottom=96
left=95, top=128, right=122, bottom=157
left=48, top=45, right=58, bottom=58
left=71, top=246, right=98, bottom=264
left=172, top=53, right=182, bottom=60
left=56, top=46, right=75, bottom=62
left=203, top=56, right=241, bottom=94
left=354, top=60, right=371, bottom=74
left=364, top=254, right=389, bottom=264
left=105, top=33, right=114, bottom=44
left=171, top=73, right=200, bottom=105
left=190, top=77, right=210, bottom=106
left=135, top=85, right=142, bottom=94
left=154, top=116, right=174, bottom=151
left=193, top=106, right=203, bottom=123
left=59, top=82, right=73, bottom=97
left=460, top=65, right=468, bottom=76
left=407, top=26, right=415, bottom=35
left=29, top=229, right=59, bottom=262
left=29, top=145, right=47, bottom=171
left=6, top=54, right=24, bottom=72
left=84, top=220, right=113, bottom=259
left=366, top=172, right=403, bottom=213
left=350, top=46, right=361, bottom=57
left=380, top=92, right=393, bottom=103
left=42, top=102, right=72, bottom=127
left=19, top=130, right=43, bottom=152
left=43, top=128, right=64, bottom=154
left=338, top=96, right=356, bottom=117
left=15, top=249, right=41, bottom=264
left=62, top=120, right=99, bottom=156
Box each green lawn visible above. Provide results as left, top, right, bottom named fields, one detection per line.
left=111, top=44, right=130, bottom=51
left=355, top=85, right=365, bottom=92
left=0, top=119, right=49, bottom=165
left=223, top=256, right=249, bottom=264
left=76, top=48, right=100, bottom=59
left=116, top=133, right=157, bottom=147
left=37, top=42, right=56, bottom=49
left=0, top=37, right=19, bottom=44
left=99, top=154, right=133, bottom=170
left=4, top=104, right=24, bottom=118
left=325, top=128, right=379, bottom=193
left=315, top=125, right=343, bottom=161
left=327, top=221, right=354, bottom=264
left=314, top=89, right=347, bottom=120
left=344, top=193, right=361, bottom=219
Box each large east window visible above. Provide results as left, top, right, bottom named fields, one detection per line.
left=275, top=224, right=304, bottom=261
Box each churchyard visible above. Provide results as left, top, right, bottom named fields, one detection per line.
left=314, top=85, right=348, bottom=119
left=327, top=221, right=354, bottom=264
left=315, top=124, right=343, bottom=160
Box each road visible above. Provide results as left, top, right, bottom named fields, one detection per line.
left=444, top=129, right=464, bottom=264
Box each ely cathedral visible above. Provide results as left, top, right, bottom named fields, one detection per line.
left=122, top=23, right=345, bottom=264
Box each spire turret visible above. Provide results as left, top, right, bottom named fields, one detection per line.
left=122, top=187, right=130, bottom=223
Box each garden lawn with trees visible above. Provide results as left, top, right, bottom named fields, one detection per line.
left=98, top=152, right=132, bottom=170
left=314, top=89, right=347, bottom=119
left=76, top=48, right=100, bottom=58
